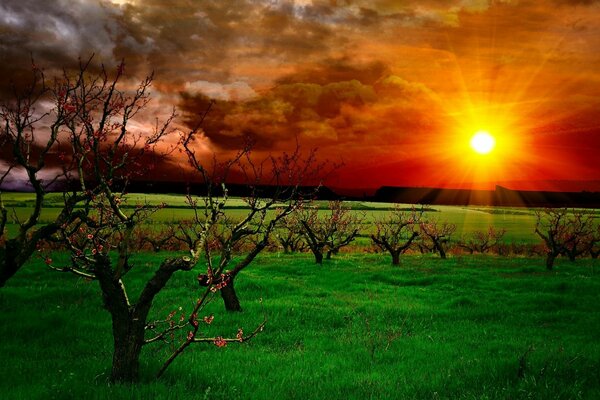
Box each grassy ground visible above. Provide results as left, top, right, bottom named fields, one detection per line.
left=0, top=192, right=563, bottom=243
left=1, top=252, right=599, bottom=399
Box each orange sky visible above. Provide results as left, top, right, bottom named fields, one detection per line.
left=2, top=0, right=600, bottom=191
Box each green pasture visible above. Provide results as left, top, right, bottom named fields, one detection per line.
left=1, top=253, right=599, bottom=399
left=1, top=192, right=595, bottom=244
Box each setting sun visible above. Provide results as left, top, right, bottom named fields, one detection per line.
left=470, top=131, right=496, bottom=155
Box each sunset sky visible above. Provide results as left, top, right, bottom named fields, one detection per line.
left=2, top=0, right=600, bottom=191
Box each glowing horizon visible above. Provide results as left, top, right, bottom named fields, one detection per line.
left=1, top=1, right=600, bottom=192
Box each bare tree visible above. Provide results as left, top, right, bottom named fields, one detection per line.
left=296, top=200, right=364, bottom=264
left=179, top=140, right=320, bottom=311
left=535, top=208, right=595, bottom=269
left=275, top=213, right=307, bottom=254
left=370, top=206, right=421, bottom=265
left=588, top=225, right=600, bottom=259
left=419, top=218, right=456, bottom=259
left=48, top=61, right=265, bottom=383
left=458, top=226, right=507, bottom=255
left=561, top=211, right=595, bottom=262
left=0, top=61, right=91, bottom=287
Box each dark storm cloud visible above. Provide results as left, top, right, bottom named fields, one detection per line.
left=179, top=74, right=446, bottom=152
left=0, top=0, right=145, bottom=93
left=276, top=59, right=390, bottom=85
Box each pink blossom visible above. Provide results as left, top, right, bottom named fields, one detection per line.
left=213, top=337, right=227, bottom=348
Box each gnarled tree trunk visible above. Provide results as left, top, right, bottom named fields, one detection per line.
left=220, top=276, right=242, bottom=312
left=110, top=313, right=145, bottom=383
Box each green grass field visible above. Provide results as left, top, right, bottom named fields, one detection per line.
left=0, top=192, right=561, bottom=243
left=1, top=252, right=599, bottom=399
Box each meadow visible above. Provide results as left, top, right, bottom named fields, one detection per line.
left=2, top=192, right=600, bottom=399
left=1, top=253, right=599, bottom=399
left=1, top=192, right=550, bottom=243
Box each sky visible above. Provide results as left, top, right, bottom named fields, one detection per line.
left=2, top=0, right=600, bottom=191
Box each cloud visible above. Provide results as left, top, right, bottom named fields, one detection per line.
left=179, top=72, right=446, bottom=155
left=2, top=0, right=600, bottom=188
left=184, top=80, right=257, bottom=101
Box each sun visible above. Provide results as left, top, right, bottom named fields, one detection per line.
left=470, top=131, right=496, bottom=155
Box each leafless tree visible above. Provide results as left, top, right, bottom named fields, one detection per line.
left=275, top=213, right=307, bottom=254
left=588, top=225, right=600, bottom=259
left=179, top=134, right=320, bottom=311
left=296, top=200, right=364, bottom=264
left=370, top=206, right=422, bottom=265
left=458, top=226, right=507, bottom=255
left=418, top=218, right=456, bottom=259
left=535, top=208, right=595, bottom=269
left=46, top=61, right=265, bottom=383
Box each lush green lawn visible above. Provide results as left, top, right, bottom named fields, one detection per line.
left=1, top=252, right=599, bottom=399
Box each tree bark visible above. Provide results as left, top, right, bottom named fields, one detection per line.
left=0, top=245, right=19, bottom=288
left=391, top=251, right=400, bottom=265
left=313, top=250, right=323, bottom=265
left=110, top=315, right=145, bottom=383
left=220, top=277, right=242, bottom=312
left=435, top=241, right=447, bottom=259
left=546, top=253, right=556, bottom=270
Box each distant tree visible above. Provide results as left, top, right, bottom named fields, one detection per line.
left=534, top=208, right=595, bottom=270
left=296, top=200, right=364, bottom=264
left=370, top=206, right=421, bottom=265
left=275, top=213, right=307, bottom=254
left=588, top=225, right=600, bottom=259
left=458, top=226, right=507, bottom=255
left=418, top=218, right=456, bottom=259
left=0, top=61, right=93, bottom=287
left=139, top=225, right=178, bottom=252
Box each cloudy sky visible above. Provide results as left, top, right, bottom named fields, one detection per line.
left=2, top=0, right=600, bottom=191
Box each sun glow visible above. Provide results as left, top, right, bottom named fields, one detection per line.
left=470, top=131, right=496, bottom=154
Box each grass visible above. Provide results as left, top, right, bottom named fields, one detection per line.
left=0, top=192, right=561, bottom=243
left=1, top=252, right=600, bottom=399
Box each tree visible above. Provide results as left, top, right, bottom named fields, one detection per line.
left=458, top=226, right=507, bottom=255
left=47, top=61, right=264, bottom=383
left=534, top=208, right=595, bottom=270
left=0, top=61, right=92, bottom=287
left=179, top=141, right=319, bottom=312
left=588, top=225, right=600, bottom=259
left=418, top=218, right=456, bottom=259
left=296, top=200, right=364, bottom=264
left=274, top=213, right=307, bottom=254
left=370, top=206, right=421, bottom=265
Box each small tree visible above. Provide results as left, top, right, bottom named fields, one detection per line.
left=370, top=206, right=421, bottom=265
left=561, top=211, right=595, bottom=262
left=275, top=213, right=307, bottom=254
left=458, top=226, right=507, bottom=254
left=535, top=208, right=595, bottom=269
left=588, top=225, right=600, bottom=259
left=296, top=200, right=364, bottom=264
left=179, top=144, right=318, bottom=312
left=419, top=218, right=456, bottom=259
